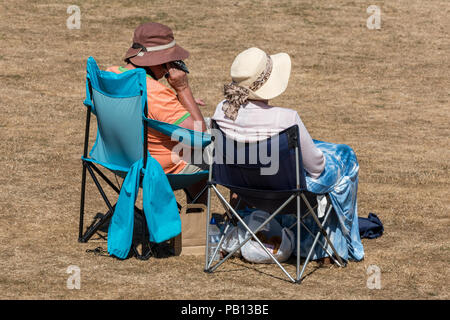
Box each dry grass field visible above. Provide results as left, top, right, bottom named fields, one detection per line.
left=0, top=0, right=449, bottom=300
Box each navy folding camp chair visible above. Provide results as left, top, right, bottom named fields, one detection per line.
left=79, top=57, right=211, bottom=259
left=204, top=121, right=345, bottom=283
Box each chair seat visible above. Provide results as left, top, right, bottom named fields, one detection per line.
left=83, top=156, right=208, bottom=191
left=167, top=171, right=209, bottom=191
left=210, top=180, right=318, bottom=214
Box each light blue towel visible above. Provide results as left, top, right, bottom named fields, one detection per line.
left=107, top=154, right=181, bottom=259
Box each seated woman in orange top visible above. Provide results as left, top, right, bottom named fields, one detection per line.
left=107, top=22, right=207, bottom=197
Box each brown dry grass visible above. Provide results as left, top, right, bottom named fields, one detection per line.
left=0, top=0, right=449, bottom=299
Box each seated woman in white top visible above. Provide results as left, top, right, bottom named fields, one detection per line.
left=212, top=47, right=325, bottom=179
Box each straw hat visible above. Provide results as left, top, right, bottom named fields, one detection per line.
left=124, top=22, right=189, bottom=66
left=230, top=47, right=291, bottom=100
left=222, top=47, right=291, bottom=120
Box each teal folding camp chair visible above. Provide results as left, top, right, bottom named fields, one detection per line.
left=79, top=57, right=211, bottom=259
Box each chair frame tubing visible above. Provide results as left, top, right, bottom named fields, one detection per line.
left=204, top=136, right=346, bottom=283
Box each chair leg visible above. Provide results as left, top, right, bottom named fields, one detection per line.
left=299, top=220, right=341, bottom=265
left=207, top=185, right=297, bottom=282
left=296, top=192, right=301, bottom=282
left=204, top=183, right=213, bottom=272
left=298, top=204, right=334, bottom=281
left=133, top=208, right=152, bottom=260
left=301, top=193, right=345, bottom=267
left=79, top=163, right=116, bottom=243
left=80, top=206, right=114, bottom=243
left=79, top=161, right=88, bottom=242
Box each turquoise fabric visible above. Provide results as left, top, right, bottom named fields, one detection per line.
left=81, top=156, right=131, bottom=173
left=90, top=89, right=144, bottom=170
left=84, top=57, right=147, bottom=114
left=143, top=116, right=211, bottom=149
left=107, top=154, right=181, bottom=259
left=84, top=57, right=147, bottom=170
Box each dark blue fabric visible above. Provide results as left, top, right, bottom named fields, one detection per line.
left=212, top=125, right=307, bottom=191
left=358, top=213, right=384, bottom=239
left=166, top=171, right=209, bottom=190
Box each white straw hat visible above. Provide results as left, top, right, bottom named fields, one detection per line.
left=230, top=47, right=291, bottom=100
left=222, top=47, right=291, bottom=120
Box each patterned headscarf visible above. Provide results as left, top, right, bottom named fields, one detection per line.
left=222, top=54, right=273, bottom=121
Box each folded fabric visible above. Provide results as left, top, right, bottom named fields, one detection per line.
left=107, top=153, right=181, bottom=259
left=358, top=213, right=384, bottom=239
left=298, top=140, right=365, bottom=262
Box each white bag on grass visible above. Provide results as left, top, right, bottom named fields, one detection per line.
left=221, top=210, right=295, bottom=264
left=220, top=224, right=243, bottom=258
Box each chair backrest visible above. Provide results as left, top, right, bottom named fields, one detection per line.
left=211, top=120, right=307, bottom=192
left=84, top=57, right=148, bottom=172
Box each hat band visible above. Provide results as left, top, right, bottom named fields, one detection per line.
left=136, top=40, right=176, bottom=56
left=248, top=54, right=273, bottom=92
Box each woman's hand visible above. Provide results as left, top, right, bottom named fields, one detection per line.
left=165, top=63, right=189, bottom=92
left=164, top=63, right=206, bottom=131
left=195, top=98, right=206, bottom=106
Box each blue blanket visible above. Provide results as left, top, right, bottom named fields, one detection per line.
left=283, top=140, right=364, bottom=262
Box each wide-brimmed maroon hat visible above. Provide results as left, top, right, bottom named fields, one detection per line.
left=124, top=22, right=189, bottom=66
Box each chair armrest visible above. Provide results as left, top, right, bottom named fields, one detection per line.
left=143, top=116, right=212, bottom=149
